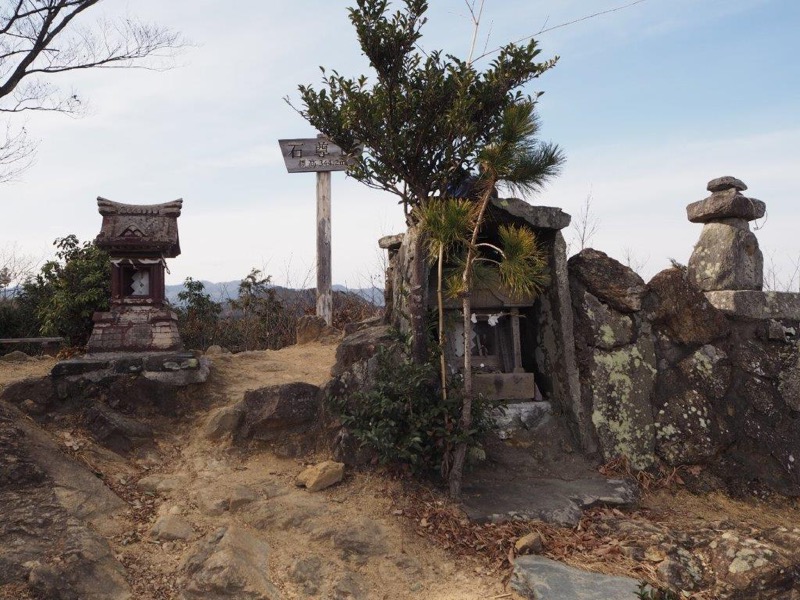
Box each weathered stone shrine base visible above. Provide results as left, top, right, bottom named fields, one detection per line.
left=87, top=306, right=182, bottom=353
left=704, top=290, right=800, bottom=320
left=52, top=351, right=209, bottom=386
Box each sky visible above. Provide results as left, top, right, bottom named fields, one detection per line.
left=2, top=0, right=799, bottom=290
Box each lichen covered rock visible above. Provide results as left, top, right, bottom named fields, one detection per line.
left=589, top=335, right=657, bottom=469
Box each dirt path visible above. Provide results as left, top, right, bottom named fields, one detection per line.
left=31, top=344, right=512, bottom=599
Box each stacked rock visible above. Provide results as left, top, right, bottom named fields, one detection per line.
left=687, top=176, right=765, bottom=292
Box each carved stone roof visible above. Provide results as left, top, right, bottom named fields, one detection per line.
left=95, top=197, right=182, bottom=257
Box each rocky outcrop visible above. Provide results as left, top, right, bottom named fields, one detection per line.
left=233, top=382, right=322, bottom=456
left=511, top=556, right=643, bottom=600
left=569, top=250, right=656, bottom=469
left=0, top=401, right=131, bottom=599
left=322, top=325, right=397, bottom=465
left=570, top=180, right=800, bottom=496
left=295, top=315, right=341, bottom=345
left=179, top=526, right=282, bottom=599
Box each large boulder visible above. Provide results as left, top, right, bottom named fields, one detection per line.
left=568, top=249, right=647, bottom=313
left=646, top=267, right=730, bottom=345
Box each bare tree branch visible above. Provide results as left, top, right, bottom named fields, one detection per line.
left=0, top=120, right=34, bottom=182
left=0, top=0, right=186, bottom=181
left=568, top=190, right=601, bottom=255
left=473, top=0, right=649, bottom=63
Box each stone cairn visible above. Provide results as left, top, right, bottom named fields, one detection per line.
left=687, top=176, right=765, bottom=292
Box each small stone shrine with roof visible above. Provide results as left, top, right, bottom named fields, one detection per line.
left=87, top=197, right=184, bottom=353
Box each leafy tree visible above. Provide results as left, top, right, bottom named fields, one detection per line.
left=294, top=0, right=557, bottom=364
left=175, top=277, right=221, bottom=350
left=228, top=269, right=288, bottom=351
left=18, top=234, right=110, bottom=346
left=1, top=0, right=184, bottom=182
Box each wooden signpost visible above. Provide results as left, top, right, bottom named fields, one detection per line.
left=278, top=135, right=356, bottom=326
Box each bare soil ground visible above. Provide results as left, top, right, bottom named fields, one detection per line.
left=2, top=347, right=799, bottom=599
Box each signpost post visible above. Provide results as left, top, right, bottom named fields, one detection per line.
left=278, top=135, right=355, bottom=326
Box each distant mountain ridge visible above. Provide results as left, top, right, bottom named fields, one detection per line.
left=164, top=280, right=384, bottom=307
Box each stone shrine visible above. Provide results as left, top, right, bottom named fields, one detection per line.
left=687, top=176, right=765, bottom=291
left=87, top=198, right=183, bottom=353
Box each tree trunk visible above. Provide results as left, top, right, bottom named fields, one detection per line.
left=437, top=245, right=448, bottom=401
left=448, top=294, right=473, bottom=499
left=448, top=184, right=495, bottom=500
left=408, top=229, right=428, bottom=365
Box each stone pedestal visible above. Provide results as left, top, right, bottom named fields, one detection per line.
left=687, top=177, right=765, bottom=292
left=87, top=306, right=182, bottom=353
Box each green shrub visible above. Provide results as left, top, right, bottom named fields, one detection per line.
left=17, top=235, right=110, bottom=347
left=329, top=343, right=499, bottom=477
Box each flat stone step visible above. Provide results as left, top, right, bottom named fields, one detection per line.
left=512, top=556, right=646, bottom=600
left=462, top=477, right=638, bottom=526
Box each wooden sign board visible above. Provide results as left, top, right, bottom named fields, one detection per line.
left=278, top=137, right=356, bottom=173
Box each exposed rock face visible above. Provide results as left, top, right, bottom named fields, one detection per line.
left=330, top=325, right=393, bottom=378
left=85, top=402, right=154, bottom=453
left=322, top=325, right=396, bottom=465
left=0, top=401, right=131, bottom=599
left=180, top=526, right=281, bottom=599
left=589, top=334, right=657, bottom=470
left=511, top=556, right=643, bottom=600
left=233, top=382, right=322, bottom=457
left=687, top=177, right=765, bottom=292
left=570, top=240, right=800, bottom=496
left=295, top=315, right=341, bottom=345
left=569, top=252, right=656, bottom=469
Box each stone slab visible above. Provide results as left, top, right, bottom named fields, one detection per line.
left=511, top=556, right=644, bottom=600
left=687, top=189, right=765, bottom=223
left=707, top=176, right=747, bottom=192
left=704, top=291, right=800, bottom=320
left=490, top=197, right=571, bottom=231
left=52, top=352, right=210, bottom=386
left=462, top=477, right=637, bottom=526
